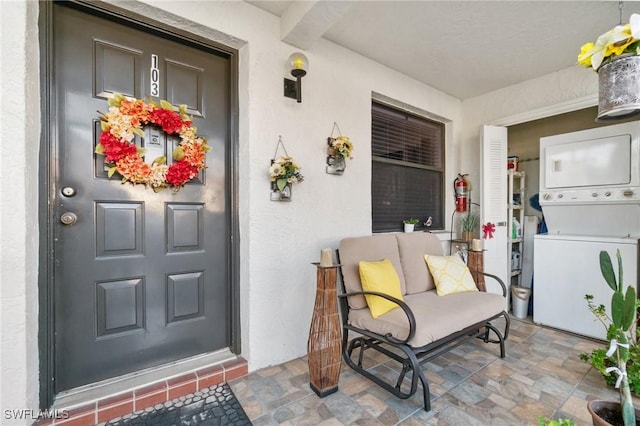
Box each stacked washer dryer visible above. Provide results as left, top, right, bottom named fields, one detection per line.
left=533, top=121, right=640, bottom=340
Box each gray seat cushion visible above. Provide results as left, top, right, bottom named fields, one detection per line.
left=339, top=235, right=406, bottom=310
left=395, top=232, right=443, bottom=294
left=348, top=290, right=506, bottom=347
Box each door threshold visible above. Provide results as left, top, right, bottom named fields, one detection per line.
left=52, top=349, right=236, bottom=410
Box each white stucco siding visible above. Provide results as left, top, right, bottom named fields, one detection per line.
left=460, top=66, right=599, bottom=187
left=0, top=0, right=41, bottom=422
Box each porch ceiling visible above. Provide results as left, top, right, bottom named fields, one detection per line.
left=245, top=0, right=640, bottom=100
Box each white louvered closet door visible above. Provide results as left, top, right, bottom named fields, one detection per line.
left=480, top=125, right=509, bottom=300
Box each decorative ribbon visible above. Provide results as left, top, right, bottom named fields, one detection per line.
left=482, top=222, right=495, bottom=239
left=606, top=339, right=630, bottom=357
left=605, top=366, right=628, bottom=388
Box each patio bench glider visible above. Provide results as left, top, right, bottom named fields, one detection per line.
left=336, top=232, right=509, bottom=411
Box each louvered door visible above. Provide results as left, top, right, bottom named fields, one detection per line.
left=480, top=125, right=509, bottom=298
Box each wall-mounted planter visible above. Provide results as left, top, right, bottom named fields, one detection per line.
left=270, top=181, right=292, bottom=201
left=326, top=146, right=346, bottom=175
left=325, top=123, right=353, bottom=175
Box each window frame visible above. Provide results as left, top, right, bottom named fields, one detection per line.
left=370, top=98, right=446, bottom=233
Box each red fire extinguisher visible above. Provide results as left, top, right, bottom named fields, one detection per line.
left=454, top=173, right=469, bottom=212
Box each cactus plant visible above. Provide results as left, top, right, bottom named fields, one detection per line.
left=585, top=250, right=638, bottom=426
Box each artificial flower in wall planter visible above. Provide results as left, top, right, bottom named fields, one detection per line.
left=578, top=13, right=640, bottom=120
left=269, top=155, right=304, bottom=201
left=326, top=122, right=354, bottom=175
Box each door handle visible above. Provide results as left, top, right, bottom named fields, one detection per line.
left=60, top=212, right=78, bottom=225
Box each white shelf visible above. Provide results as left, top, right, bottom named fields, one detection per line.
left=507, top=170, right=525, bottom=287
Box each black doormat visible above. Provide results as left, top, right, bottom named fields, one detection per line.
left=104, top=383, right=252, bottom=426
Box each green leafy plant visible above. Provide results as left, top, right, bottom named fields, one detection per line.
left=403, top=218, right=419, bottom=225
left=537, top=417, right=576, bottom=426
left=459, top=212, right=480, bottom=232
left=580, top=250, right=639, bottom=426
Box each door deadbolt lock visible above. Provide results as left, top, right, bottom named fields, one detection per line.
left=60, top=212, right=78, bottom=225
left=61, top=186, right=77, bottom=197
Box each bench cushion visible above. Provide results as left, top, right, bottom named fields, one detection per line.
left=348, top=290, right=506, bottom=347
left=339, top=235, right=406, bottom=310
left=396, top=233, right=443, bottom=294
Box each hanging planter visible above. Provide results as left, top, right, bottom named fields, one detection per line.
left=577, top=13, right=640, bottom=120
left=270, top=180, right=292, bottom=201
left=597, top=55, right=640, bottom=120
left=325, top=122, right=353, bottom=175
left=269, top=136, right=303, bottom=202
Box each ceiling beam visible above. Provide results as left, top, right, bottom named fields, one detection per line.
left=280, top=1, right=354, bottom=49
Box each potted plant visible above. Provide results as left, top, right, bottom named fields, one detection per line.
left=459, top=212, right=479, bottom=241
left=584, top=249, right=639, bottom=426
left=402, top=218, right=418, bottom=233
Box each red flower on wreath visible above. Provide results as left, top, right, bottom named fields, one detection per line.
left=95, top=93, right=210, bottom=192
left=99, top=132, right=138, bottom=163
left=166, top=161, right=199, bottom=187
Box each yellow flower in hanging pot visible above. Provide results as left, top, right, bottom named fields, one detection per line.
left=578, top=14, right=640, bottom=71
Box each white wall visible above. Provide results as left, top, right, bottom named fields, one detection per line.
left=0, top=0, right=463, bottom=415
left=0, top=0, right=41, bottom=421
left=460, top=67, right=598, bottom=186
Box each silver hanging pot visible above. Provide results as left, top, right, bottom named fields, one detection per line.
left=597, top=55, right=640, bottom=121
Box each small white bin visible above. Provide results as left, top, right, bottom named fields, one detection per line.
left=511, top=285, right=531, bottom=319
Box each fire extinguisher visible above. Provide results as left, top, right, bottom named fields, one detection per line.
left=454, top=173, right=469, bottom=213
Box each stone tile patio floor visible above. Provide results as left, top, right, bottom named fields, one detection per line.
left=229, top=316, right=640, bottom=425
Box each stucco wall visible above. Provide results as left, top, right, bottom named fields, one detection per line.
left=0, top=0, right=41, bottom=421
left=460, top=67, right=599, bottom=185
left=0, top=0, right=462, bottom=416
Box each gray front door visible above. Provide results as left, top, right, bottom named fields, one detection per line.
left=50, top=3, right=234, bottom=393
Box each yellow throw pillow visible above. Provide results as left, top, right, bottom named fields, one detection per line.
left=424, top=254, right=479, bottom=296
left=359, top=259, right=404, bottom=318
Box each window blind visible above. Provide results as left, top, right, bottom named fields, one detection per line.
left=371, top=101, right=445, bottom=232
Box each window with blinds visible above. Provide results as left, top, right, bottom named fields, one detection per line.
left=371, top=101, right=445, bottom=232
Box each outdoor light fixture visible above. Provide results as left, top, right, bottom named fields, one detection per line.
left=284, top=52, right=308, bottom=103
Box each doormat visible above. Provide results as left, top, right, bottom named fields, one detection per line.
left=104, top=383, right=252, bottom=426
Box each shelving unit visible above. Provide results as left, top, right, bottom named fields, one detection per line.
left=507, top=170, right=525, bottom=286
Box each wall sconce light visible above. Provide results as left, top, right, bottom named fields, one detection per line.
left=284, top=52, right=308, bottom=103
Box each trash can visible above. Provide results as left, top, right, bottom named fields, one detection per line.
left=511, top=285, right=531, bottom=319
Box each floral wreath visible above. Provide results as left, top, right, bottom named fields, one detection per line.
left=96, top=93, right=210, bottom=192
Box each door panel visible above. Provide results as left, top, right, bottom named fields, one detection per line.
left=52, top=4, right=232, bottom=392
left=480, top=125, right=508, bottom=298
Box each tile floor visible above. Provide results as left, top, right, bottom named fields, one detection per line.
left=230, top=316, right=639, bottom=425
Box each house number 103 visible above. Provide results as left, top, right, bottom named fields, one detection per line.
left=150, top=54, right=160, bottom=97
